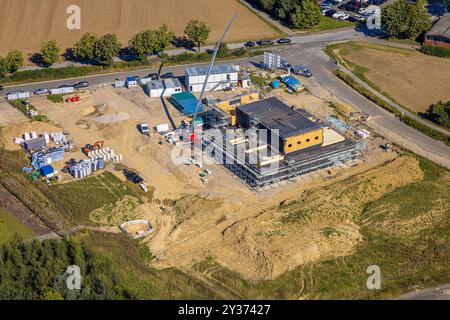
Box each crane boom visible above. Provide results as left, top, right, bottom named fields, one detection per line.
left=190, top=14, right=237, bottom=134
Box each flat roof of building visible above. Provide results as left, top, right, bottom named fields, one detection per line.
left=146, top=78, right=182, bottom=90
left=237, top=97, right=322, bottom=138
left=427, top=13, right=450, bottom=38
left=186, top=64, right=238, bottom=77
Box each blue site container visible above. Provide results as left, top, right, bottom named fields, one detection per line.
left=40, top=165, right=54, bottom=177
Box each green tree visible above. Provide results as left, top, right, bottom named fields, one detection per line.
left=0, top=58, right=7, bottom=78
left=216, top=42, right=230, bottom=58
left=129, top=25, right=174, bottom=60
left=93, top=34, right=121, bottom=65
left=40, top=40, right=60, bottom=66
left=276, top=0, right=298, bottom=21
left=73, top=32, right=98, bottom=61
left=260, top=0, right=277, bottom=13
left=382, top=0, right=431, bottom=39
left=4, top=50, right=23, bottom=73
left=184, top=20, right=211, bottom=51
left=290, top=0, right=321, bottom=29
left=426, top=101, right=450, bottom=129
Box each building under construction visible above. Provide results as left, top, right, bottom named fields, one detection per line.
left=198, top=95, right=361, bottom=190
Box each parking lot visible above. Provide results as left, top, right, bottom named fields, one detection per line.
left=321, top=0, right=394, bottom=22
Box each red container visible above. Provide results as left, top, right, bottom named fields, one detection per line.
left=66, top=98, right=71, bottom=103
left=75, top=96, right=81, bottom=101
left=71, top=97, right=76, bottom=102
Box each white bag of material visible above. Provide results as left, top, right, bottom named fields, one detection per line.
left=31, top=132, right=37, bottom=139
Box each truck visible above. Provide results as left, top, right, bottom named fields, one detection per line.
left=138, top=123, right=150, bottom=135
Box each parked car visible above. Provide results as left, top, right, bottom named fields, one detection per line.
left=332, top=11, right=349, bottom=20
left=146, top=73, right=158, bottom=80
left=258, top=39, right=274, bottom=46
left=161, top=72, right=174, bottom=79
left=244, top=41, right=257, bottom=48
left=58, top=84, right=73, bottom=89
left=322, top=8, right=330, bottom=16
left=324, top=9, right=337, bottom=17
left=33, top=88, right=49, bottom=95
left=277, top=38, right=291, bottom=45
left=74, top=81, right=89, bottom=89
left=358, top=8, right=368, bottom=14
left=281, top=60, right=293, bottom=72
left=353, top=14, right=367, bottom=22
left=293, top=66, right=313, bottom=77
left=321, top=1, right=333, bottom=8
left=6, top=90, right=24, bottom=95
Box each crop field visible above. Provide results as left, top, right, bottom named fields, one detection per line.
left=328, top=41, right=450, bottom=113
left=0, top=0, right=278, bottom=56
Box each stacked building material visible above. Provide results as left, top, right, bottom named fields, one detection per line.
left=87, top=147, right=123, bottom=163
left=69, top=158, right=105, bottom=179
left=31, top=146, right=67, bottom=170
left=50, top=132, right=67, bottom=144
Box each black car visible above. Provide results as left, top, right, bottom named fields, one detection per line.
left=244, top=41, right=257, bottom=48
left=258, top=39, right=274, bottom=46
left=74, top=81, right=89, bottom=89
left=146, top=73, right=158, bottom=80
left=369, top=0, right=384, bottom=4
left=325, top=9, right=337, bottom=17
left=161, top=72, right=175, bottom=79
left=123, top=169, right=144, bottom=184
left=277, top=38, right=291, bottom=45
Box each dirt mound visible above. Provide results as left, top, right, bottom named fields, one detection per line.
left=150, top=156, right=424, bottom=281
left=0, top=121, right=62, bottom=150
left=83, top=103, right=130, bottom=124
left=218, top=156, right=424, bottom=280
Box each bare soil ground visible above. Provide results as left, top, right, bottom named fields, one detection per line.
left=336, top=41, right=450, bottom=112
left=0, top=0, right=277, bottom=57
left=21, top=84, right=401, bottom=281
left=0, top=102, right=28, bottom=127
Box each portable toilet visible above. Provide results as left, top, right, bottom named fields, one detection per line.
left=40, top=165, right=55, bottom=178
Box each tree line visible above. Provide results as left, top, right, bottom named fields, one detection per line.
left=0, top=238, right=112, bottom=299
left=250, top=0, right=321, bottom=29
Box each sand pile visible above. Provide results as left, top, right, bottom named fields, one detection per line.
left=84, top=102, right=130, bottom=124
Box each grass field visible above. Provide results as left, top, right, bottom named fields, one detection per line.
left=193, top=156, right=450, bottom=299
left=326, top=41, right=450, bottom=113
left=0, top=0, right=278, bottom=56
left=0, top=207, right=34, bottom=244
left=50, top=172, right=147, bottom=225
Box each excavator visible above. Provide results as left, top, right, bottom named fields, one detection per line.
left=82, top=141, right=104, bottom=155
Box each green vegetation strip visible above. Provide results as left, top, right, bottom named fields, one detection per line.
left=0, top=48, right=265, bottom=87
left=334, top=70, right=450, bottom=147
left=0, top=207, right=34, bottom=245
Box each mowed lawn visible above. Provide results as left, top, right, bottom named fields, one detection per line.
left=0, top=207, right=34, bottom=244
left=332, top=41, right=450, bottom=113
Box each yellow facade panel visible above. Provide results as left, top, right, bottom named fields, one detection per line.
left=283, top=129, right=323, bottom=154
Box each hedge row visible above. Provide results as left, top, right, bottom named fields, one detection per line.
left=334, top=70, right=450, bottom=147
left=421, top=45, right=450, bottom=58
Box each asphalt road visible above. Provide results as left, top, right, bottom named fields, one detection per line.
left=398, top=283, right=450, bottom=300
left=277, top=42, right=450, bottom=167
left=2, top=28, right=449, bottom=168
